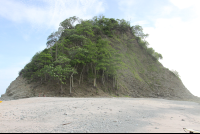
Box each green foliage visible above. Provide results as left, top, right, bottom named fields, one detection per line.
left=146, top=47, right=155, bottom=55
left=19, top=16, right=163, bottom=92
left=19, top=50, right=53, bottom=79
left=131, top=25, right=149, bottom=39
left=60, top=16, right=80, bottom=29
left=152, top=52, right=163, bottom=61
left=135, top=31, right=162, bottom=61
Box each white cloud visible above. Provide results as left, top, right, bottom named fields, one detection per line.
left=118, top=0, right=137, bottom=20
left=118, top=0, right=136, bottom=8
left=162, top=6, right=173, bottom=15
left=169, top=0, right=200, bottom=21
left=0, top=0, right=106, bottom=31
left=131, top=20, right=149, bottom=27
left=143, top=16, right=200, bottom=97
left=169, top=0, right=198, bottom=9
left=94, top=1, right=107, bottom=14
left=116, top=0, right=200, bottom=97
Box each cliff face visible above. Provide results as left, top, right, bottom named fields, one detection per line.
left=1, top=30, right=199, bottom=102
left=1, top=76, right=34, bottom=100
left=106, top=31, right=197, bottom=101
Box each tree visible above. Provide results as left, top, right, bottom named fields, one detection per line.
left=46, top=32, right=57, bottom=57
left=117, top=19, right=130, bottom=35
left=46, top=31, right=62, bottom=60
left=146, top=47, right=155, bottom=55
left=38, top=51, right=53, bottom=81
left=20, top=16, right=164, bottom=96
left=131, top=25, right=149, bottom=40
left=46, top=56, right=76, bottom=94
left=76, top=21, right=94, bottom=37
left=152, top=52, right=163, bottom=61
left=171, top=70, right=180, bottom=79
left=60, top=16, right=80, bottom=29
left=68, top=34, right=86, bottom=46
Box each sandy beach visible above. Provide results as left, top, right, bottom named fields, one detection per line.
left=0, top=97, right=200, bottom=133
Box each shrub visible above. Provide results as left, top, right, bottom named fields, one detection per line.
left=171, top=70, right=180, bottom=78
left=146, top=47, right=155, bottom=55
left=152, top=52, right=163, bottom=61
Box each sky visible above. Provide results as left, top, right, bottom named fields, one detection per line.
left=0, top=0, right=200, bottom=97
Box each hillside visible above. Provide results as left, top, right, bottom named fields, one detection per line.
left=1, top=16, right=199, bottom=103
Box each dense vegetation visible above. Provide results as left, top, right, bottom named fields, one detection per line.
left=19, top=16, right=163, bottom=94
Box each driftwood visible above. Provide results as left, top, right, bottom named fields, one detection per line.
left=183, top=128, right=200, bottom=133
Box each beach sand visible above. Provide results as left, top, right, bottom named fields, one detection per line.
left=0, top=97, right=200, bottom=133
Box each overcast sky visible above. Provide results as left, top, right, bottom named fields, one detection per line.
left=0, top=0, right=200, bottom=97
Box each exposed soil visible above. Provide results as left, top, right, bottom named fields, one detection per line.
left=1, top=74, right=199, bottom=104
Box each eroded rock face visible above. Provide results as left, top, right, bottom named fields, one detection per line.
left=1, top=76, right=34, bottom=101
left=0, top=59, right=197, bottom=101
left=0, top=70, right=197, bottom=102
left=0, top=75, right=111, bottom=101
left=113, top=37, right=196, bottom=101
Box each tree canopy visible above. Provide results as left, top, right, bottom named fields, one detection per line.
left=19, top=16, right=163, bottom=94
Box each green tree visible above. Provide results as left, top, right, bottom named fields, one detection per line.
left=152, top=52, right=163, bottom=61
left=76, top=20, right=94, bottom=38
left=60, top=16, right=80, bottom=29
left=131, top=25, right=149, bottom=40
left=20, top=16, right=163, bottom=95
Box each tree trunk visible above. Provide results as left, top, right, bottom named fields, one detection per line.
left=116, top=78, right=118, bottom=90
left=70, top=77, right=71, bottom=94
left=96, top=70, right=99, bottom=87
left=61, top=83, right=63, bottom=94
left=86, top=64, right=89, bottom=74
left=113, top=76, right=114, bottom=88
left=70, top=71, right=75, bottom=91
left=94, top=68, right=96, bottom=87
left=113, top=76, right=116, bottom=88
left=115, top=78, right=118, bottom=94
left=79, top=65, right=85, bottom=85
left=106, top=72, right=108, bottom=81
left=115, top=76, right=116, bottom=89
left=79, top=74, right=81, bottom=85
left=72, top=75, right=74, bottom=87
left=102, top=70, right=104, bottom=85
left=71, top=64, right=78, bottom=90
left=82, top=70, right=83, bottom=83
left=115, top=77, right=117, bottom=89
left=91, top=63, right=93, bottom=74
left=103, top=75, right=105, bottom=85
